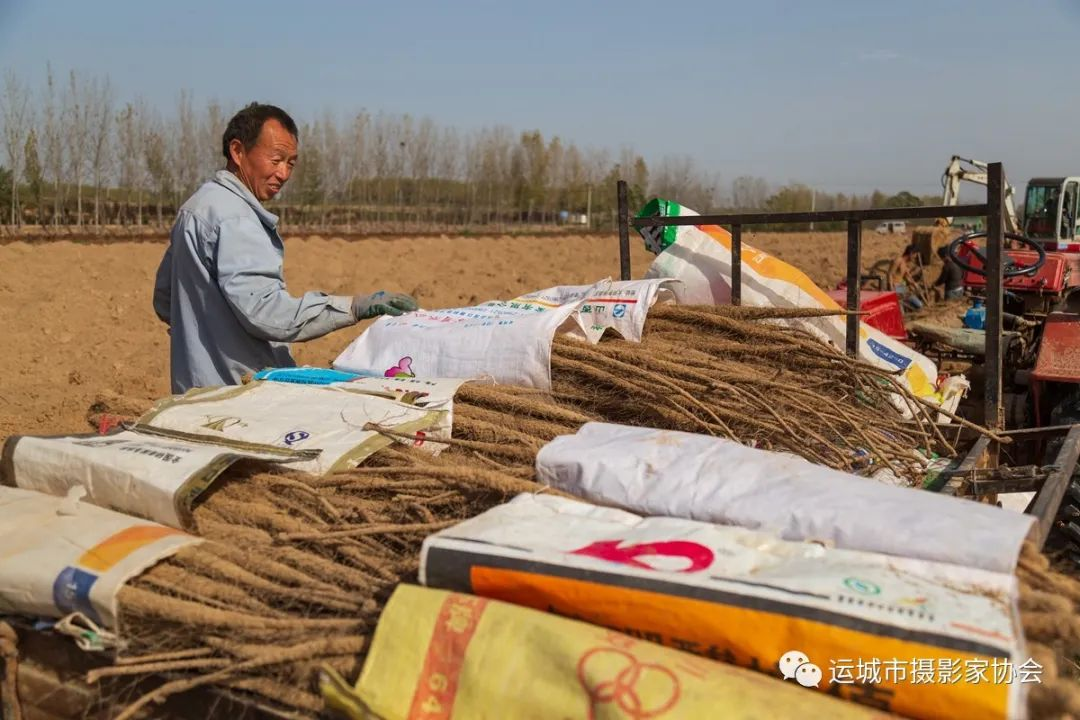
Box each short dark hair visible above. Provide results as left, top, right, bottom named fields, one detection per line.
left=937, top=245, right=950, bottom=258
left=222, top=103, right=298, bottom=162
left=902, top=244, right=918, bottom=257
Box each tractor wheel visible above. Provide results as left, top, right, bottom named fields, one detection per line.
left=1003, top=392, right=1030, bottom=432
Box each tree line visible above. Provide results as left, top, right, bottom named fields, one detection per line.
left=0, top=66, right=941, bottom=233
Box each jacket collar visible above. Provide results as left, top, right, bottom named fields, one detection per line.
left=213, top=170, right=280, bottom=229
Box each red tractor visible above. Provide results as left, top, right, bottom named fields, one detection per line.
left=908, top=176, right=1080, bottom=430
left=902, top=177, right=1080, bottom=560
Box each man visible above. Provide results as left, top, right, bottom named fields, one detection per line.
left=153, top=103, right=416, bottom=393
left=888, top=243, right=924, bottom=312
left=1062, top=189, right=1076, bottom=240
left=933, top=245, right=965, bottom=300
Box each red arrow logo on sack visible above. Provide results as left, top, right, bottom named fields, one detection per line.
left=570, top=540, right=714, bottom=573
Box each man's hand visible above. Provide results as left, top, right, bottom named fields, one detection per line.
left=352, top=291, right=418, bottom=321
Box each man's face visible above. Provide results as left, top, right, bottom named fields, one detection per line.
left=229, top=118, right=298, bottom=202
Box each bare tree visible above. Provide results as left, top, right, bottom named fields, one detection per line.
left=582, top=147, right=611, bottom=228
left=116, top=102, right=141, bottom=224
left=174, top=90, right=200, bottom=201
left=42, top=64, right=65, bottom=225
left=286, top=118, right=329, bottom=225
left=475, top=128, right=499, bottom=225
left=0, top=71, right=769, bottom=232
left=88, top=76, right=114, bottom=226
left=407, top=117, right=435, bottom=222
left=63, top=71, right=94, bottom=226
left=392, top=114, right=410, bottom=225
left=651, top=155, right=694, bottom=202
left=546, top=136, right=564, bottom=221
left=433, top=126, right=460, bottom=222
left=343, top=110, right=369, bottom=229
left=200, top=99, right=225, bottom=180
left=24, top=128, right=44, bottom=225
left=466, top=126, right=511, bottom=226
left=2, top=71, right=32, bottom=225
left=560, top=143, right=585, bottom=214
left=516, top=130, right=548, bottom=223
left=369, top=112, right=393, bottom=223
left=653, top=157, right=720, bottom=211
left=463, top=130, right=482, bottom=224
left=315, top=110, right=345, bottom=225
left=142, top=109, right=173, bottom=226
left=731, top=175, right=771, bottom=210
left=492, top=126, right=515, bottom=229
left=607, top=145, right=649, bottom=212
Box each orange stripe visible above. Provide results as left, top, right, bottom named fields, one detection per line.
left=698, top=224, right=838, bottom=308
left=470, top=566, right=1009, bottom=720
left=949, top=622, right=1011, bottom=643
left=693, top=222, right=937, bottom=397
left=406, top=593, right=489, bottom=719
left=78, top=526, right=187, bottom=573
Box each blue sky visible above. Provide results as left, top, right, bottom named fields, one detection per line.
left=1, top=0, right=1077, bottom=195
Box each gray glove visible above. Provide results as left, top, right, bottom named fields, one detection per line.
left=352, top=291, right=418, bottom=321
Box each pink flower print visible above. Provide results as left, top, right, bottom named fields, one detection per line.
left=385, top=356, right=415, bottom=378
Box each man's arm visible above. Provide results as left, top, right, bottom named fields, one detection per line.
left=215, top=216, right=357, bottom=343
left=152, top=245, right=173, bottom=324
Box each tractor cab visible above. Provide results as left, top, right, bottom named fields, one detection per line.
left=1023, top=177, right=1080, bottom=251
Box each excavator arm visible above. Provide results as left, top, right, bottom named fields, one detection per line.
left=941, top=155, right=1020, bottom=234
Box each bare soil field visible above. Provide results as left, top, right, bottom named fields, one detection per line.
left=0, top=230, right=915, bottom=441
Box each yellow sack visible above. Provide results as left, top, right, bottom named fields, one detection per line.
left=420, top=494, right=1029, bottom=720
left=321, top=584, right=894, bottom=720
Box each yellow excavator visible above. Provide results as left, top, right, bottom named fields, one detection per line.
left=940, top=155, right=1021, bottom=233
left=940, top=155, right=1080, bottom=250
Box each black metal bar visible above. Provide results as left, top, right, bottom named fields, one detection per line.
left=968, top=464, right=1052, bottom=494
left=617, top=181, right=631, bottom=281
left=731, top=224, right=742, bottom=306
left=1029, top=425, right=1080, bottom=547
left=845, top=220, right=861, bottom=357
left=999, top=424, right=1076, bottom=439
left=632, top=204, right=988, bottom=228
left=985, top=163, right=1004, bottom=431
left=973, top=477, right=1046, bottom=495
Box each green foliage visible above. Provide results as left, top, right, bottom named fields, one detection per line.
left=0, top=166, right=11, bottom=214
left=764, top=183, right=814, bottom=213
left=883, top=191, right=922, bottom=208
left=24, top=129, right=44, bottom=211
